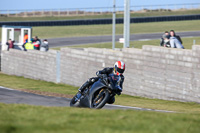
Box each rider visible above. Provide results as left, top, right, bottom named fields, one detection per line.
left=78, top=61, right=125, bottom=104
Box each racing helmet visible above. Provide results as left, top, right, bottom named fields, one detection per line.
left=114, top=61, right=125, bottom=75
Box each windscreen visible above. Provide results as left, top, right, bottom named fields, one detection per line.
left=109, top=73, right=121, bottom=87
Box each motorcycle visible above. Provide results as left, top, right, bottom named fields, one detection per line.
left=70, top=74, right=122, bottom=109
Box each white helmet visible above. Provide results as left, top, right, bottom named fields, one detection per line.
left=114, top=61, right=125, bottom=75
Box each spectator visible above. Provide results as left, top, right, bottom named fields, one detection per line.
left=6, top=39, right=14, bottom=51
left=23, top=33, right=28, bottom=51
left=32, top=36, right=41, bottom=50
left=25, top=41, right=34, bottom=50
left=40, top=39, right=49, bottom=52
left=169, top=30, right=184, bottom=49
left=23, top=33, right=28, bottom=44
left=160, top=31, right=170, bottom=47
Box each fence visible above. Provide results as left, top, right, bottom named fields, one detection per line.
left=0, top=14, right=199, bottom=27
left=0, top=3, right=200, bottom=17
left=1, top=45, right=200, bottom=103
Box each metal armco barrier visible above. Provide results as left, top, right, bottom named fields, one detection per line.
left=0, top=14, right=200, bottom=27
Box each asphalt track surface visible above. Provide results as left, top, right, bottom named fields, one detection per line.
left=48, top=31, right=200, bottom=48
left=0, top=86, right=174, bottom=113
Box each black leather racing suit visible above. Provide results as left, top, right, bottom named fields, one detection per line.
left=78, top=67, right=124, bottom=104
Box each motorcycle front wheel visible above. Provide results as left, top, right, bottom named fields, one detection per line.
left=70, top=92, right=82, bottom=107
left=91, top=88, right=110, bottom=109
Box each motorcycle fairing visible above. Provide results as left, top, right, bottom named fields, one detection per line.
left=79, top=79, right=107, bottom=108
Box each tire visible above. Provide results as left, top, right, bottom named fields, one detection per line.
left=70, top=92, right=82, bottom=107
left=91, top=89, right=110, bottom=109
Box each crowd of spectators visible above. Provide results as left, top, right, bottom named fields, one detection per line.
left=6, top=35, right=49, bottom=52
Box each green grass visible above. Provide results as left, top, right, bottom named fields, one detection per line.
left=0, top=9, right=200, bottom=22
left=0, top=72, right=77, bottom=95
left=1, top=103, right=200, bottom=133
left=32, top=20, right=200, bottom=39
left=1, top=20, right=200, bottom=42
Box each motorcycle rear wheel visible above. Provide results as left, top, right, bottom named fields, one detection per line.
left=91, top=89, right=110, bottom=109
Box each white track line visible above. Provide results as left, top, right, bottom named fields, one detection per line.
left=0, top=86, right=15, bottom=91
left=107, top=104, right=175, bottom=113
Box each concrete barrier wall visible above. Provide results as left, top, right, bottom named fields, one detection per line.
left=60, top=46, right=200, bottom=103
left=1, top=45, right=200, bottom=103
left=1, top=49, right=58, bottom=82
left=0, top=50, right=1, bottom=71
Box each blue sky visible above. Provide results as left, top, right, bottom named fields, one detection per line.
left=0, top=0, right=199, bottom=10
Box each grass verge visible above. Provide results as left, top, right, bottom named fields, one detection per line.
left=0, top=72, right=77, bottom=96
left=1, top=20, right=200, bottom=42
left=32, top=20, right=200, bottom=39
left=0, top=103, right=200, bottom=133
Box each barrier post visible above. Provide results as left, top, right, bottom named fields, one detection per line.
left=56, top=51, right=61, bottom=83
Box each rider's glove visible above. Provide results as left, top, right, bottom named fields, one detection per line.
left=115, top=86, right=122, bottom=95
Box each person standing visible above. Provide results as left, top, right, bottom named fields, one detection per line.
left=32, top=36, right=41, bottom=50
left=6, top=39, right=14, bottom=51
left=169, top=30, right=184, bottom=49
left=40, top=39, right=49, bottom=52
left=23, top=33, right=29, bottom=51
left=23, top=33, right=28, bottom=44
left=160, top=31, right=170, bottom=47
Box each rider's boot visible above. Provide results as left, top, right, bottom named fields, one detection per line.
left=107, top=96, right=115, bottom=104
